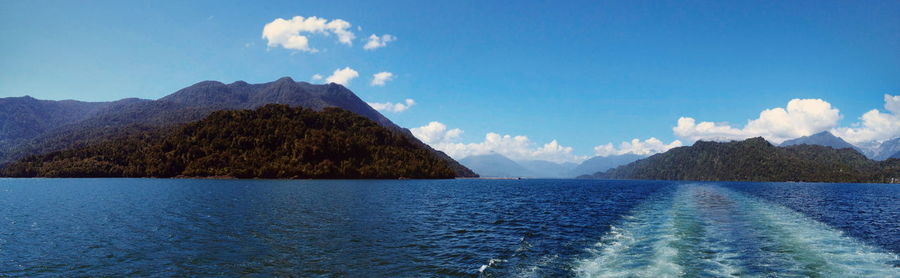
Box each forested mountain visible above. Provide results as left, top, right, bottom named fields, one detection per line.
left=2, top=105, right=456, bottom=179
left=581, top=137, right=899, bottom=183
left=0, top=77, right=476, bottom=177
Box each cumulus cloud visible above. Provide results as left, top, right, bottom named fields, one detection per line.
left=261, top=16, right=355, bottom=53
left=325, top=67, right=359, bottom=85
left=363, top=34, right=396, bottom=50
left=370, top=72, right=394, bottom=86
left=410, top=121, right=463, bottom=144
left=593, top=138, right=683, bottom=157
left=832, top=94, right=900, bottom=144
left=673, top=98, right=841, bottom=144
left=368, top=99, right=415, bottom=113
left=411, top=122, right=587, bottom=163
left=311, top=74, right=323, bottom=81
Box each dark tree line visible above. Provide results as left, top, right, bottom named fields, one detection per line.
left=1, top=104, right=456, bottom=179
left=583, top=137, right=900, bottom=183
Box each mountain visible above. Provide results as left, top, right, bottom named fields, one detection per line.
left=873, top=138, right=900, bottom=161
left=0, top=96, right=147, bottom=154
left=460, top=153, right=535, bottom=177
left=582, top=137, right=899, bottom=183
left=518, top=160, right=577, bottom=178
left=2, top=105, right=456, bottom=179
left=567, top=154, right=644, bottom=177
left=780, top=131, right=860, bottom=151
left=0, top=77, right=476, bottom=177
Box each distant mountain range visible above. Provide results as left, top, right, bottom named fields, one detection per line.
left=0, top=77, right=476, bottom=177
left=869, top=138, right=900, bottom=161
left=582, top=137, right=899, bottom=183
left=458, top=153, right=643, bottom=178
left=776, top=131, right=900, bottom=161
left=519, top=160, right=579, bottom=178
left=460, top=154, right=535, bottom=177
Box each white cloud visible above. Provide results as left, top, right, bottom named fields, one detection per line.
left=311, top=74, right=323, bottom=81
left=363, top=34, right=396, bottom=50
left=410, top=121, right=463, bottom=144
left=369, top=98, right=415, bottom=113
left=261, top=16, right=355, bottom=53
left=673, top=98, right=841, bottom=144
left=411, top=121, right=587, bottom=163
left=593, top=138, right=683, bottom=157
left=325, top=67, right=359, bottom=85
left=832, top=94, right=900, bottom=144
left=370, top=72, right=394, bottom=86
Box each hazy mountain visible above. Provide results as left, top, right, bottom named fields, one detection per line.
left=568, top=154, right=645, bottom=177
left=0, top=77, right=476, bottom=177
left=582, top=137, right=898, bottom=183
left=780, top=131, right=860, bottom=151
left=852, top=138, right=900, bottom=161
left=872, top=138, right=900, bottom=161
left=3, top=105, right=457, bottom=179
left=0, top=96, right=147, bottom=152
left=518, top=160, right=577, bottom=178
left=460, top=153, right=535, bottom=177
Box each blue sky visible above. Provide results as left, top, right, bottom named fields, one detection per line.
left=2, top=0, right=899, bottom=162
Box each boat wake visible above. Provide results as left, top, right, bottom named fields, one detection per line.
left=574, top=184, right=900, bottom=277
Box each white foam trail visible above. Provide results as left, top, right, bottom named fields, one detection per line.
left=574, top=184, right=900, bottom=277
left=574, top=191, right=686, bottom=277
left=734, top=188, right=900, bottom=277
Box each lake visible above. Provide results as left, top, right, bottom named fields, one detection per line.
left=0, top=179, right=898, bottom=277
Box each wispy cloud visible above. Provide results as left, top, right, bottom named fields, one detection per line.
left=363, top=34, right=396, bottom=50
left=370, top=72, right=394, bottom=86
left=369, top=98, right=415, bottom=113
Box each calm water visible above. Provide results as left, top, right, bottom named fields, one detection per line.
left=0, top=179, right=898, bottom=277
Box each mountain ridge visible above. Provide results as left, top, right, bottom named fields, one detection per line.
left=582, top=137, right=898, bottom=183
left=780, top=131, right=860, bottom=152
left=2, top=104, right=457, bottom=179
left=0, top=77, right=476, bottom=177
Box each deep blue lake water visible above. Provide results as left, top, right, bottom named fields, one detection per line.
left=0, top=179, right=898, bottom=277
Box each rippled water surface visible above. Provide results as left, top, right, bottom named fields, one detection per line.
left=0, top=179, right=898, bottom=277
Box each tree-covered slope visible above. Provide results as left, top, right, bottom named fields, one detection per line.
left=582, top=137, right=899, bottom=183
left=0, top=78, right=476, bottom=177
left=1, top=104, right=456, bottom=179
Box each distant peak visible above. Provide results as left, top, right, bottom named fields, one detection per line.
left=275, top=76, right=296, bottom=84
left=810, top=131, right=835, bottom=137
left=190, top=80, right=225, bottom=87
left=229, top=80, right=249, bottom=86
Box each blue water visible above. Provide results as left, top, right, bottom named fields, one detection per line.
left=0, top=179, right=897, bottom=277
